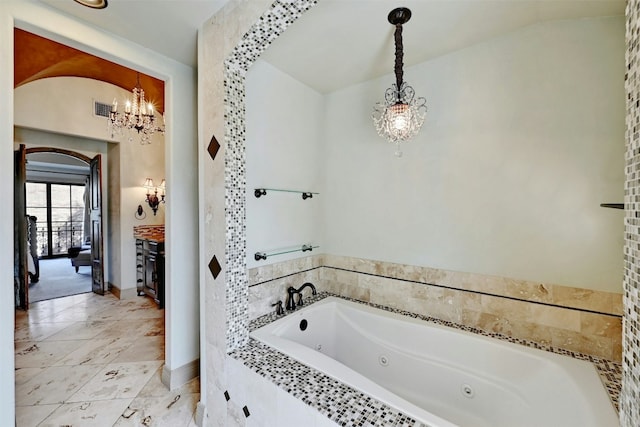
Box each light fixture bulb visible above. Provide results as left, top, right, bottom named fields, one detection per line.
left=390, top=103, right=410, bottom=130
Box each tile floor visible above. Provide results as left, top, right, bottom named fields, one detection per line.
left=14, top=292, right=200, bottom=427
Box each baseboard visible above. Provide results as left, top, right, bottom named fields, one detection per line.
left=109, top=284, right=137, bottom=300
left=162, top=358, right=200, bottom=390
left=195, top=401, right=207, bottom=427
left=109, top=283, right=121, bottom=299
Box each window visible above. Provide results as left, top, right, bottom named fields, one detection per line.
left=26, top=182, right=86, bottom=257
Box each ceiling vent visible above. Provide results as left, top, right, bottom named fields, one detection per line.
left=94, top=101, right=111, bottom=118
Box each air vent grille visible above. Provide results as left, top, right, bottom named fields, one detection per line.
left=94, top=101, right=111, bottom=118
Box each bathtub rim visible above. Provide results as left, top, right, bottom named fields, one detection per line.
left=251, top=295, right=618, bottom=427
left=236, top=293, right=620, bottom=427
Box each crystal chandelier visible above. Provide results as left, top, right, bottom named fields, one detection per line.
left=372, top=7, right=427, bottom=157
left=109, top=73, right=165, bottom=145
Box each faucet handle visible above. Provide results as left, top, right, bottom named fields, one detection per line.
left=271, top=300, right=284, bottom=315
left=297, top=293, right=304, bottom=307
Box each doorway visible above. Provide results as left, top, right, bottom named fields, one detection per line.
left=14, top=146, right=105, bottom=309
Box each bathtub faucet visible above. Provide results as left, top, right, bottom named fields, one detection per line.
left=296, top=282, right=317, bottom=307
left=286, top=286, right=300, bottom=311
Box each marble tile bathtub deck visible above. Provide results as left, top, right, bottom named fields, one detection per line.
left=14, top=292, right=199, bottom=427
left=233, top=293, right=622, bottom=427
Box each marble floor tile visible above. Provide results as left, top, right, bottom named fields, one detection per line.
left=91, top=299, right=157, bottom=321
left=112, top=336, right=165, bottom=363
left=15, top=366, right=45, bottom=386
left=14, top=292, right=199, bottom=426
left=121, top=304, right=165, bottom=320
left=15, top=339, right=87, bottom=368
left=14, top=321, right=75, bottom=342
left=138, top=367, right=200, bottom=398
left=16, top=364, right=100, bottom=405
left=112, top=393, right=200, bottom=427
left=44, top=319, right=113, bottom=341
left=68, top=360, right=163, bottom=402
left=101, top=317, right=164, bottom=343
left=15, top=403, right=59, bottom=427
left=38, top=398, right=133, bottom=427
left=53, top=336, right=133, bottom=366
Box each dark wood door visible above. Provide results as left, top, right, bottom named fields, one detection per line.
left=90, top=155, right=105, bottom=295
left=14, top=144, right=28, bottom=310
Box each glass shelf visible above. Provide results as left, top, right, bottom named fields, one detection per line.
left=600, top=203, right=624, bottom=210
left=254, top=188, right=319, bottom=200
left=254, top=244, right=319, bottom=261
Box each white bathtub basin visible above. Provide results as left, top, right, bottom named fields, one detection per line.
left=250, top=296, right=619, bottom=427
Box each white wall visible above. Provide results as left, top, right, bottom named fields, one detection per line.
left=15, top=76, right=120, bottom=141
left=246, top=59, right=325, bottom=269
left=323, top=17, right=625, bottom=293
left=0, top=5, right=199, bottom=424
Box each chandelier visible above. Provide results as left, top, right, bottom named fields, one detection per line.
left=109, top=73, right=165, bottom=145
left=372, top=7, right=427, bottom=157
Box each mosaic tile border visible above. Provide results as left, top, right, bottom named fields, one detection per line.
left=231, top=337, right=429, bottom=427
left=623, top=0, right=640, bottom=424
left=223, top=0, right=320, bottom=351
left=241, top=292, right=621, bottom=424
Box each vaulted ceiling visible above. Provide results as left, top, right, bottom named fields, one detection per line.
left=14, top=28, right=165, bottom=114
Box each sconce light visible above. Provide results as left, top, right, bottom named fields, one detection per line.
left=143, top=178, right=166, bottom=216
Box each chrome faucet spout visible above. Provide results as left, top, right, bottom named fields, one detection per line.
left=296, top=282, right=317, bottom=306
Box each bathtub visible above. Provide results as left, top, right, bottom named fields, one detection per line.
left=250, top=296, right=619, bottom=427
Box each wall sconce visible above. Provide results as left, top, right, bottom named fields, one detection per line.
left=143, top=178, right=166, bottom=215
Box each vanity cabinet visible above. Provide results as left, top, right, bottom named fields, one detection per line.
left=136, top=238, right=165, bottom=308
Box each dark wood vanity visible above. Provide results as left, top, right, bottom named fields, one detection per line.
left=134, top=225, right=165, bottom=308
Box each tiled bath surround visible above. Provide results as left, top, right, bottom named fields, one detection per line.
left=249, top=255, right=623, bottom=361
left=201, top=1, right=633, bottom=426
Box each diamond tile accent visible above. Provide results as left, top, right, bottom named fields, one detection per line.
left=208, top=255, right=221, bottom=280
left=208, top=133, right=220, bottom=162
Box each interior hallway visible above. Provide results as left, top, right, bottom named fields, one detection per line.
left=14, top=292, right=199, bottom=426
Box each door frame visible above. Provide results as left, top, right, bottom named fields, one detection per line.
left=22, top=147, right=105, bottom=298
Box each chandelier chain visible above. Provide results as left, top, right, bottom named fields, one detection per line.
left=394, top=24, right=404, bottom=94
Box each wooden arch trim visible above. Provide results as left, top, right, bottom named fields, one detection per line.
left=26, top=147, right=92, bottom=164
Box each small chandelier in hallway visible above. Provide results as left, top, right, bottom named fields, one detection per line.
left=372, top=7, right=427, bottom=157
left=109, top=73, right=165, bottom=145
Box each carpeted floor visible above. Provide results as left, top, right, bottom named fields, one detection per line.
left=29, top=257, right=92, bottom=303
